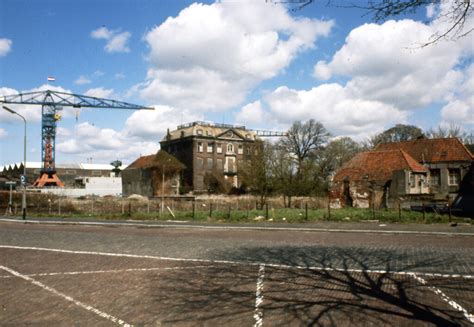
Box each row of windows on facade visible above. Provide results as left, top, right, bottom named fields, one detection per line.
left=196, top=157, right=235, bottom=172
left=197, top=142, right=247, bottom=155
left=410, top=168, right=461, bottom=188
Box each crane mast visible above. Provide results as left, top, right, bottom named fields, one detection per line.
left=1, top=90, right=152, bottom=187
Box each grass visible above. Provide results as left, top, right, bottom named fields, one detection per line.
left=18, top=206, right=471, bottom=225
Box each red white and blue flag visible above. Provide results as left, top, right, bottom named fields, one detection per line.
left=47, top=76, right=56, bottom=82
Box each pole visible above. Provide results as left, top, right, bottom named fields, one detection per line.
left=161, top=167, right=165, bottom=214
left=3, top=106, right=27, bottom=220
left=22, top=116, right=26, bottom=220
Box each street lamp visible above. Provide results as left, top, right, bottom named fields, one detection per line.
left=3, top=106, right=27, bottom=220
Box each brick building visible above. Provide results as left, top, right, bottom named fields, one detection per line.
left=160, top=121, right=258, bottom=193
left=121, top=150, right=184, bottom=197
left=331, top=138, right=473, bottom=208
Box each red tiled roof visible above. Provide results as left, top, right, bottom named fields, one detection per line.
left=126, top=154, right=155, bottom=169
left=375, top=138, right=473, bottom=163
left=333, top=149, right=428, bottom=183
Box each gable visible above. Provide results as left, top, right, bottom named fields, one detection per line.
left=215, top=129, right=246, bottom=141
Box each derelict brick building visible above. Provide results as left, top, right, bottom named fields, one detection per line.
left=160, top=121, right=258, bottom=192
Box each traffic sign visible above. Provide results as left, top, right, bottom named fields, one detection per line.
left=20, top=175, right=26, bottom=185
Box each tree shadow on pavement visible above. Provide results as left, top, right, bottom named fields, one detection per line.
left=149, top=246, right=471, bottom=326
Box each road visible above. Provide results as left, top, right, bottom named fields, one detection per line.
left=1, top=220, right=473, bottom=326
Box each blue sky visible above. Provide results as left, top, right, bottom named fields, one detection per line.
left=1, top=0, right=473, bottom=166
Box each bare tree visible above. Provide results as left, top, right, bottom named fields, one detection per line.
left=280, top=119, right=330, bottom=174
left=271, top=0, right=473, bottom=46
left=426, top=124, right=472, bottom=143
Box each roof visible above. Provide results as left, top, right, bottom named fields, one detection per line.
left=161, top=121, right=258, bottom=142
left=375, top=138, right=473, bottom=163
left=126, top=155, right=155, bottom=169
left=126, top=151, right=185, bottom=172
left=333, top=149, right=428, bottom=183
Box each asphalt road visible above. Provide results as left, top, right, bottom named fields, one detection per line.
left=1, top=220, right=473, bottom=326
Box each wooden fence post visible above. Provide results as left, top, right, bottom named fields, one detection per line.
left=305, top=203, right=308, bottom=220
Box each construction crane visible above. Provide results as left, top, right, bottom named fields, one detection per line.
left=0, top=90, right=152, bottom=187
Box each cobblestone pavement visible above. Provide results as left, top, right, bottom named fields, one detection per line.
left=0, top=221, right=473, bottom=326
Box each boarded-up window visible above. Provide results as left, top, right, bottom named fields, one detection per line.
left=197, top=158, right=203, bottom=168
left=430, top=169, right=440, bottom=186
left=238, top=144, right=243, bottom=154
left=217, top=159, right=223, bottom=170
left=197, top=142, right=203, bottom=153
left=207, top=158, right=213, bottom=169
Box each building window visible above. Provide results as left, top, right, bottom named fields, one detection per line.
left=448, top=169, right=461, bottom=185
left=197, top=142, right=203, bottom=153
left=238, top=144, right=243, bottom=154
left=93, top=170, right=102, bottom=176
left=207, top=158, right=213, bottom=169
left=217, top=158, right=223, bottom=170
left=197, top=158, right=203, bottom=168
left=66, top=170, right=77, bottom=175
left=430, top=169, right=440, bottom=186
left=205, top=130, right=212, bottom=136
left=197, top=129, right=203, bottom=136
left=409, top=173, right=416, bottom=188
left=227, top=143, right=234, bottom=153
left=217, top=143, right=222, bottom=153
left=207, top=143, right=213, bottom=153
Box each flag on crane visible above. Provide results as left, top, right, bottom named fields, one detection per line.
left=47, top=76, right=56, bottom=82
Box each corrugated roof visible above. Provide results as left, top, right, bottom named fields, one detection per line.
left=333, top=149, right=428, bottom=183
left=375, top=138, right=473, bottom=163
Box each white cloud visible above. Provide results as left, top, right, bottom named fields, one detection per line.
left=313, top=19, right=473, bottom=110
left=105, top=32, right=131, bottom=53
left=139, top=1, right=333, bottom=111
left=235, top=100, right=268, bottom=126
left=0, top=38, right=12, bottom=57
left=441, top=64, right=474, bottom=126
left=264, top=84, right=407, bottom=140
left=74, top=75, right=92, bottom=85
left=0, top=128, right=7, bottom=138
left=426, top=3, right=438, bottom=19
left=124, top=105, right=203, bottom=138
left=91, top=27, right=131, bottom=53
left=91, top=27, right=114, bottom=39
left=84, top=87, right=114, bottom=99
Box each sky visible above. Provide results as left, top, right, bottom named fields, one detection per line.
left=0, top=0, right=473, bottom=166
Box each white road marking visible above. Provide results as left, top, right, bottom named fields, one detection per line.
left=1, top=245, right=472, bottom=280
left=0, top=265, right=132, bottom=326
left=253, top=264, right=265, bottom=327
left=0, top=265, right=215, bottom=279
left=409, top=272, right=474, bottom=324
left=1, top=218, right=472, bottom=236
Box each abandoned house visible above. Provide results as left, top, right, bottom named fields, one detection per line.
left=159, top=121, right=258, bottom=193
left=121, top=150, right=185, bottom=197
left=331, top=138, right=473, bottom=208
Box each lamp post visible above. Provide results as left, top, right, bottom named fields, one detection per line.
left=3, top=106, right=27, bottom=220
